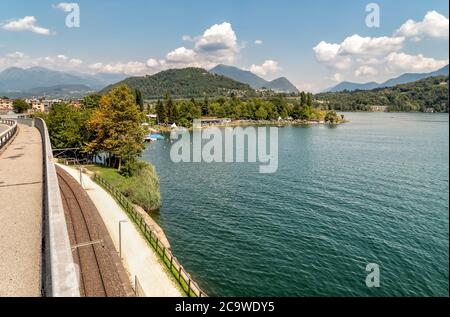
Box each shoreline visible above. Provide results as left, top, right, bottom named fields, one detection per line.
left=152, top=119, right=346, bottom=133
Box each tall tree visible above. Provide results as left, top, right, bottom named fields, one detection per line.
left=300, top=91, right=307, bottom=107
left=86, top=85, right=146, bottom=172
left=306, top=93, right=313, bottom=108
left=135, top=89, right=144, bottom=112
left=202, top=95, right=209, bottom=116
left=155, top=99, right=166, bottom=124
left=165, top=93, right=176, bottom=123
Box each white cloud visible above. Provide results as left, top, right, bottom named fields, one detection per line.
left=6, top=51, right=26, bottom=59
left=329, top=73, right=343, bottom=82
left=53, top=2, right=77, bottom=12
left=355, top=65, right=378, bottom=77
left=195, top=22, right=237, bottom=53
left=161, top=22, right=240, bottom=70
left=313, top=10, right=449, bottom=86
left=165, top=47, right=197, bottom=64
left=88, top=61, right=148, bottom=75
left=146, top=58, right=159, bottom=68
left=386, top=52, right=449, bottom=73
left=254, top=39, right=263, bottom=45
left=250, top=60, right=281, bottom=77
left=313, top=41, right=340, bottom=62
left=181, top=35, right=194, bottom=42
left=313, top=41, right=352, bottom=70
left=1, top=16, right=52, bottom=36
left=68, top=58, right=83, bottom=67
left=0, top=52, right=85, bottom=72
left=338, top=34, right=404, bottom=56
left=395, top=11, right=449, bottom=41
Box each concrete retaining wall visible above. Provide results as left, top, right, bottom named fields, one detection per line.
left=34, top=118, right=80, bottom=297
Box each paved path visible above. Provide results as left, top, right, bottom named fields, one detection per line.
left=57, top=164, right=181, bottom=297
left=0, top=124, right=43, bottom=296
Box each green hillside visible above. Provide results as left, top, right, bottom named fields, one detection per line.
left=315, top=76, right=449, bottom=112
left=102, top=67, right=255, bottom=99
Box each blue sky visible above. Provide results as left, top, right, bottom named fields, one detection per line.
left=0, top=0, right=448, bottom=91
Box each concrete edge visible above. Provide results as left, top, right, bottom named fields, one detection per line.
left=34, top=118, right=81, bottom=297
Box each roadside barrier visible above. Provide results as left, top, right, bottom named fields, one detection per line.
left=0, top=119, right=17, bottom=151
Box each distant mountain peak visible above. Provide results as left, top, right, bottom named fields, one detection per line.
left=0, top=66, right=128, bottom=97
left=325, top=64, right=449, bottom=92
left=209, top=64, right=299, bottom=93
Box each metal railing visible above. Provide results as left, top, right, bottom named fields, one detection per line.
left=0, top=119, right=18, bottom=151
left=93, top=173, right=207, bottom=297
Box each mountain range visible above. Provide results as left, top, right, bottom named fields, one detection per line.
left=326, top=65, right=449, bottom=92
left=0, top=66, right=127, bottom=95
left=209, top=64, right=299, bottom=93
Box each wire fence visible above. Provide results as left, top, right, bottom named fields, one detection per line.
left=92, top=173, right=207, bottom=297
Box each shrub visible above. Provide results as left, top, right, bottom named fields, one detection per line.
left=123, top=161, right=161, bottom=212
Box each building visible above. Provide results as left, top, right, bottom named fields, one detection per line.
left=26, top=99, right=46, bottom=113
left=200, top=118, right=232, bottom=125
left=0, top=98, right=13, bottom=111
left=370, top=105, right=389, bottom=112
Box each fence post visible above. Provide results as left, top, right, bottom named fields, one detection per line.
left=188, top=279, right=191, bottom=297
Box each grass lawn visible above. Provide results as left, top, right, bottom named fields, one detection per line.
left=86, top=165, right=129, bottom=191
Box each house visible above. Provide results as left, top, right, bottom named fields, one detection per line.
left=0, top=98, right=13, bottom=111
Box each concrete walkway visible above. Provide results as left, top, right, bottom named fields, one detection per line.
left=0, top=124, right=8, bottom=134
left=57, top=164, right=181, bottom=297
left=0, top=124, right=43, bottom=296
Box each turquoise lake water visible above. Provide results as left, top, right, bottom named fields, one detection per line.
left=142, top=112, right=449, bottom=296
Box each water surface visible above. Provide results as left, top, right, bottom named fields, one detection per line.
left=143, top=113, right=449, bottom=296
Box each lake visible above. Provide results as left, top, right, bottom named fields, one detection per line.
left=142, top=112, right=449, bottom=296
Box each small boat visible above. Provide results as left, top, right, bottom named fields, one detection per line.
left=144, top=133, right=165, bottom=142
left=150, top=133, right=165, bottom=140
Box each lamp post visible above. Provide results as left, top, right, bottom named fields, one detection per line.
left=119, top=220, right=128, bottom=259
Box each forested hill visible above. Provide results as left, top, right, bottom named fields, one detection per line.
left=315, top=76, right=449, bottom=112
left=101, top=67, right=255, bottom=99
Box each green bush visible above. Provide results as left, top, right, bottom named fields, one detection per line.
left=124, top=161, right=161, bottom=212
left=89, top=160, right=161, bottom=212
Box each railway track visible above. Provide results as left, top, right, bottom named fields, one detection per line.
left=56, top=166, right=133, bottom=297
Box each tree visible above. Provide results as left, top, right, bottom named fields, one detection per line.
left=86, top=85, right=146, bottom=173
left=306, top=93, right=313, bottom=107
left=165, top=93, right=177, bottom=123
left=81, top=94, right=101, bottom=109
left=324, top=110, right=340, bottom=124
left=255, top=106, right=268, bottom=120
left=45, top=103, right=90, bottom=149
left=135, top=89, right=144, bottom=112
left=300, top=91, right=307, bottom=107
left=202, top=95, right=209, bottom=116
left=155, top=99, right=166, bottom=124
left=13, top=99, right=30, bottom=113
